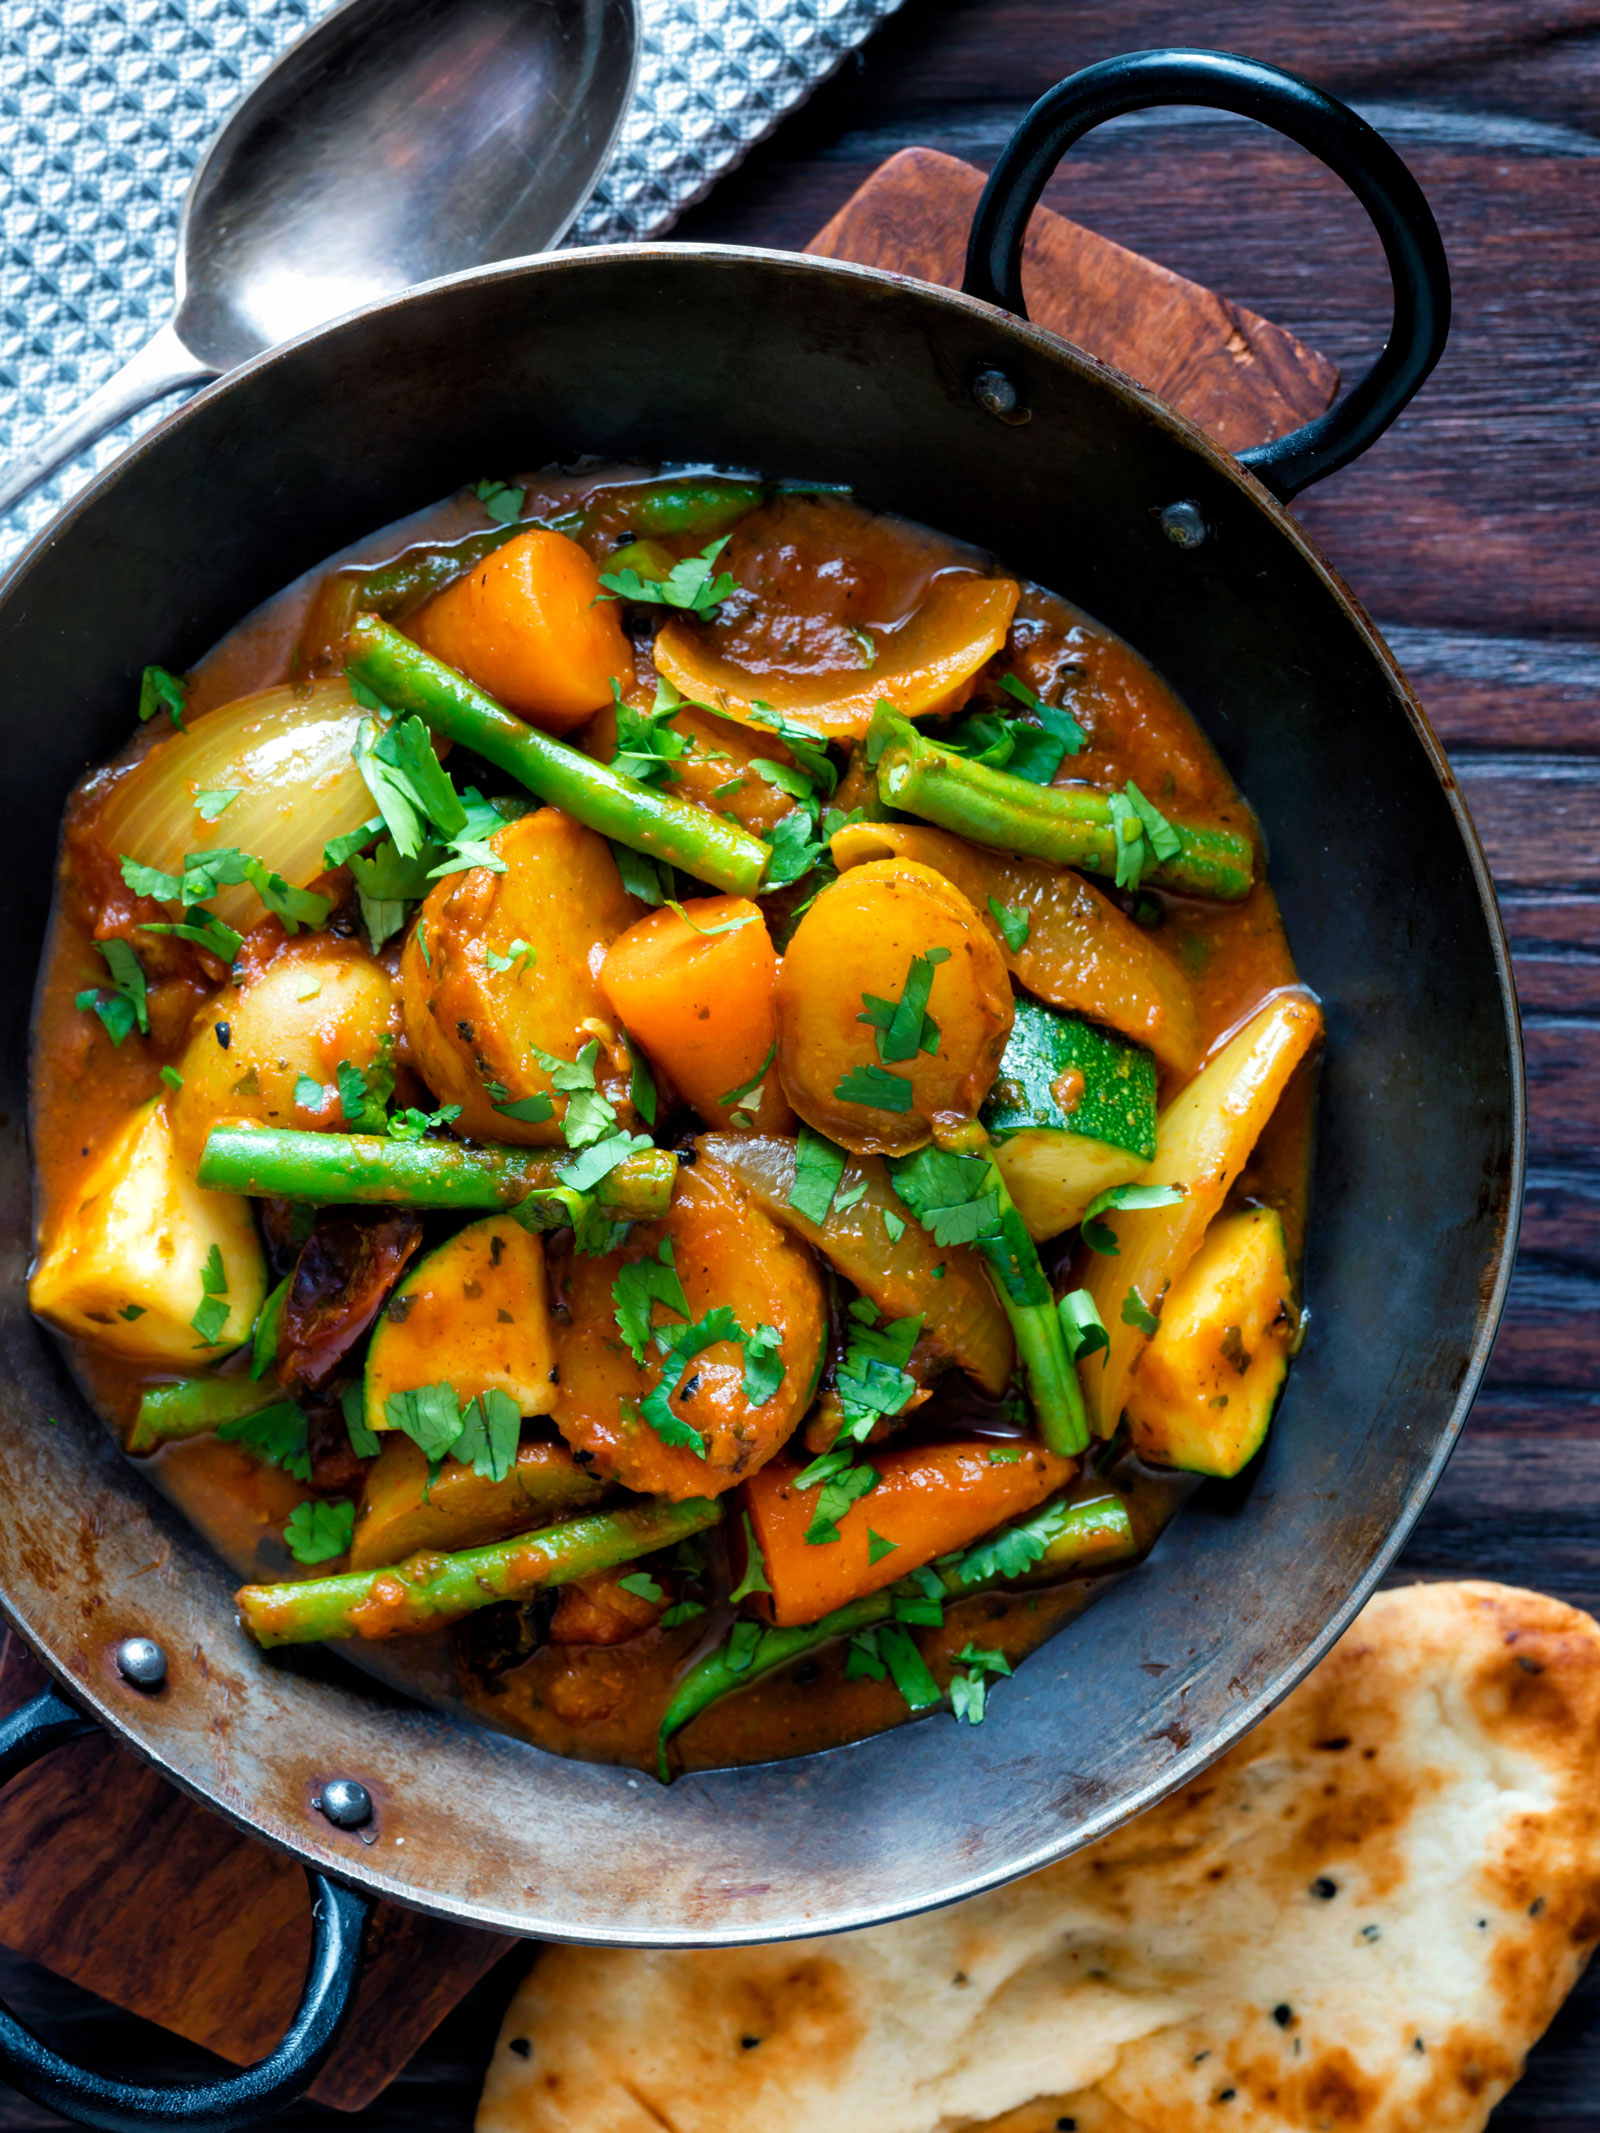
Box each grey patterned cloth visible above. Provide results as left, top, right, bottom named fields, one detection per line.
left=0, top=0, right=904, bottom=570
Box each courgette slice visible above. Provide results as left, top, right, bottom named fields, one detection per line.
left=980, top=995, right=1157, bottom=1240
left=1124, top=1205, right=1296, bottom=1477
left=363, top=1212, right=558, bottom=1438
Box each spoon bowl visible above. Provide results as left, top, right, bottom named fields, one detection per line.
left=0, top=0, right=636, bottom=514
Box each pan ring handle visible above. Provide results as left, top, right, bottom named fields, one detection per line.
left=0, top=1683, right=374, bottom=2133
left=961, top=47, right=1451, bottom=501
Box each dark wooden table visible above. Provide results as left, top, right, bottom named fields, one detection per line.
left=2, top=0, right=1596, bottom=2124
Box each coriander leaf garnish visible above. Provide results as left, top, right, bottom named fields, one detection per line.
left=484, top=938, right=537, bottom=976
left=1059, top=1289, right=1109, bottom=1361
left=845, top=1629, right=887, bottom=1681
left=216, top=1400, right=312, bottom=1483
left=598, top=536, right=738, bottom=619
left=613, top=1237, right=690, bottom=1365
left=1080, top=1181, right=1186, bottom=1255
left=1125, top=780, right=1182, bottom=862
left=618, top=1571, right=665, bottom=1603
left=660, top=1598, right=708, bottom=1628
left=138, top=665, right=188, bottom=731
left=335, top=1057, right=391, bottom=1133
left=383, top=1382, right=464, bottom=1461
left=629, top=1041, right=658, bottom=1126
left=493, top=1092, right=557, bottom=1125
left=665, top=897, right=758, bottom=938
left=555, top=1129, right=653, bottom=1195
left=857, top=945, right=950, bottom=1064
left=956, top=1497, right=1075, bottom=1584
left=636, top=1306, right=745, bottom=1457
left=611, top=841, right=674, bottom=906
left=848, top=625, right=878, bottom=669
left=762, top=807, right=826, bottom=890
left=283, top=1498, right=355, bottom=1565
left=718, top=1037, right=777, bottom=1112
left=294, top=1073, right=332, bottom=1113
left=746, top=702, right=838, bottom=794
left=473, top=476, right=525, bottom=524
left=386, top=1103, right=461, bottom=1142
left=1121, top=1287, right=1162, bottom=1337
left=190, top=1242, right=231, bottom=1347
left=193, top=788, right=241, bottom=823
left=794, top=1447, right=879, bottom=1545
left=355, top=713, right=466, bottom=857
left=348, top=839, right=434, bottom=951
left=160, top=1064, right=183, bottom=1091
left=1104, top=782, right=1180, bottom=893
left=729, top=1509, right=773, bottom=1603
left=882, top=1208, right=906, bottom=1242
left=876, top=1623, right=941, bottom=1710
left=740, top=1322, right=785, bottom=1408
left=999, top=671, right=1088, bottom=754
left=950, top=1642, right=1013, bottom=1725
left=834, top=1062, right=914, bottom=1112
left=987, top=897, right=1030, bottom=952
left=789, top=1125, right=848, bottom=1226
left=450, top=1388, right=521, bottom=1483
left=887, top=1145, right=1001, bottom=1248
left=835, top=1299, right=922, bottom=1443
left=867, top=1528, right=899, bottom=1565
left=75, top=938, right=149, bottom=1046
left=611, top=678, right=692, bottom=787
left=323, top=817, right=384, bottom=871
left=529, top=1039, right=617, bottom=1149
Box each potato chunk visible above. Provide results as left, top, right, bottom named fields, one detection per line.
left=1125, top=1207, right=1296, bottom=1477
left=169, top=935, right=402, bottom=1171
left=400, top=809, right=642, bottom=1144
left=30, top=1098, right=267, bottom=1363
left=551, top=1155, right=826, bottom=1499
left=774, top=858, right=1013, bottom=1155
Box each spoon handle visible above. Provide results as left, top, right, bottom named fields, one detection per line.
left=0, top=318, right=216, bottom=522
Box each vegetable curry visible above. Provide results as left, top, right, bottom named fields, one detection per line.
left=28, top=464, right=1319, bottom=1778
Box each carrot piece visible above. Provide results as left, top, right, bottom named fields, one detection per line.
left=599, top=897, right=792, bottom=1131
left=407, top=528, right=630, bottom=734
left=744, top=1438, right=1077, bottom=1627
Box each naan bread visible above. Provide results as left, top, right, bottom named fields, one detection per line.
left=478, top=1581, right=1600, bottom=2133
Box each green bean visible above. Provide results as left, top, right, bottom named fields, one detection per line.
left=588, top=478, right=763, bottom=540
left=237, top=1497, right=723, bottom=1647
left=655, top=1489, right=1137, bottom=1776
left=197, top=1127, right=677, bottom=1218
left=871, top=714, right=1254, bottom=902
left=904, top=1120, right=1089, bottom=1457
left=345, top=616, right=770, bottom=897
left=128, top=1374, right=287, bottom=1456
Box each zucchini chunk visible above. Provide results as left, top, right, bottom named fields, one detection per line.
left=1124, top=1206, right=1296, bottom=1477
left=30, top=1098, right=267, bottom=1364
left=350, top=1432, right=604, bottom=1570
left=363, top=1212, right=557, bottom=1438
left=980, top=995, right=1157, bottom=1239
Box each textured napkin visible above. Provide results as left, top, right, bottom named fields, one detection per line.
left=0, top=0, right=904, bottom=568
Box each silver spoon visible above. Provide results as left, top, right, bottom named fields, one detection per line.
left=0, top=0, right=637, bottom=518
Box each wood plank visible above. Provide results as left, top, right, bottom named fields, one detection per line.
left=1502, top=895, right=1600, bottom=1016
left=804, top=147, right=1338, bottom=451
left=0, top=1640, right=514, bottom=2112
left=1523, top=1020, right=1600, bottom=1163
left=1456, top=759, right=1600, bottom=889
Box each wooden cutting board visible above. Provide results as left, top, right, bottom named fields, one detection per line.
left=0, top=148, right=1338, bottom=2115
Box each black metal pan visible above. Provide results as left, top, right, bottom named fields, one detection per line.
left=0, top=49, right=1518, bottom=2131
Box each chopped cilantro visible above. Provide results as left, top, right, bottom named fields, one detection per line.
left=250, top=1275, right=289, bottom=1380
left=666, top=897, right=758, bottom=939
left=137, top=909, right=245, bottom=963
left=745, top=702, right=838, bottom=794
left=193, top=788, right=241, bottom=822
left=987, top=897, right=1030, bottom=952
left=383, top=1382, right=466, bottom=1462
left=190, top=1243, right=231, bottom=1347
left=867, top=1528, right=899, bottom=1566
left=848, top=625, right=877, bottom=669
left=660, top=1598, right=708, bottom=1628
left=1121, top=1288, right=1162, bottom=1337
left=386, top=1103, right=461, bottom=1141
left=294, top=1073, right=331, bottom=1113
left=76, top=937, right=149, bottom=1046
left=1059, top=1289, right=1110, bottom=1360
left=493, top=1092, right=556, bottom=1125
left=953, top=1639, right=1013, bottom=1722
left=598, top=536, right=738, bottom=619
left=893, top=1586, right=944, bottom=1627
left=833, top=1179, right=870, bottom=1215
left=484, top=938, right=536, bottom=975
left=118, top=1303, right=145, bottom=1320
left=611, top=842, right=673, bottom=905
left=719, top=1037, right=777, bottom=1112
left=137, top=665, right=187, bottom=731
left=473, top=476, right=526, bottom=524
left=887, top=1145, right=1001, bottom=1248
left=834, top=1062, right=913, bottom=1112
left=283, top=1498, right=355, bottom=1565
left=636, top=1306, right=744, bottom=1457
left=957, top=1498, right=1075, bottom=1584
left=877, top=1623, right=941, bottom=1710
left=611, top=678, right=692, bottom=787
left=740, top=1322, right=784, bottom=1408
left=763, top=806, right=826, bottom=889
left=618, top=1571, right=665, bottom=1603
left=323, top=817, right=383, bottom=871
left=1125, top=780, right=1182, bottom=862
left=794, top=1446, right=879, bottom=1545
left=217, top=1400, right=311, bottom=1483
left=530, top=1040, right=616, bottom=1150
left=882, top=1208, right=906, bottom=1243
left=349, top=839, right=434, bottom=950
left=789, top=1125, right=848, bottom=1226
left=451, top=1388, right=522, bottom=1483
left=1106, top=791, right=1146, bottom=890
left=857, top=945, right=949, bottom=1064
left=613, top=1237, right=690, bottom=1365
left=729, top=1509, right=773, bottom=1602
left=1080, top=1182, right=1187, bottom=1255
left=556, top=1129, right=652, bottom=1195
left=999, top=671, right=1088, bottom=754
left=987, top=1444, right=1024, bottom=1464
left=845, top=1629, right=887, bottom=1681
left=336, top=1058, right=387, bottom=1131
left=835, top=1301, right=922, bottom=1443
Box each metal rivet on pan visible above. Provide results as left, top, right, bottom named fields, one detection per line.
left=317, top=1778, right=374, bottom=1830
left=972, top=367, right=1031, bottom=425
left=1158, top=501, right=1208, bottom=548
left=115, top=1636, right=168, bottom=1689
